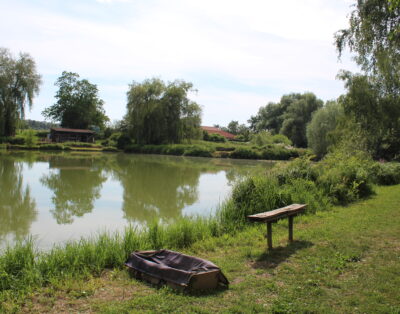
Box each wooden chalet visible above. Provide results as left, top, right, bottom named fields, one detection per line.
left=50, top=128, right=95, bottom=143
left=201, top=126, right=236, bottom=140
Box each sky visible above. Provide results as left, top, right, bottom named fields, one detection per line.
left=0, top=0, right=359, bottom=126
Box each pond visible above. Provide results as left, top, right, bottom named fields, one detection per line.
left=0, top=151, right=275, bottom=249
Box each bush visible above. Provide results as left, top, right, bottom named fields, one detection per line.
left=183, top=146, right=213, bottom=157
left=117, top=133, right=132, bottom=150
left=273, top=157, right=319, bottom=185
left=102, top=147, right=119, bottom=152
left=7, top=136, right=25, bottom=145
left=230, top=148, right=259, bottom=159
left=317, top=151, right=374, bottom=204
left=260, top=146, right=299, bottom=160
left=35, top=130, right=49, bottom=138
left=204, top=133, right=226, bottom=142
left=271, top=134, right=292, bottom=145
left=39, top=144, right=64, bottom=150
left=372, top=162, right=400, bottom=185
left=164, top=145, right=185, bottom=155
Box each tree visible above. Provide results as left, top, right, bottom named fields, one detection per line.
left=227, top=121, right=239, bottom=135
left=306, top=101, right=344, bottom=158
left=0, top=48, right=41, bottom=136
left=338, top=71, right=400, bottom=159
left=126, top=78, right=202, bottom=145
left=335, top=1, right=400, bottom=159
left=249, top=92, right=323, bottom=147
left=42, top=71, right=109, bottom=130
left=335, top=0, right=400, bottom=94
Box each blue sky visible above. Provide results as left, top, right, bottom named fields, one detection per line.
left=0, top=0, right=359, bottom=126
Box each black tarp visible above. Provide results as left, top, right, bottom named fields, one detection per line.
left=125, top=249, right=229, bottom=287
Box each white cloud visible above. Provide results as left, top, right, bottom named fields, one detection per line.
left=0, top=0, right=358, bottom=124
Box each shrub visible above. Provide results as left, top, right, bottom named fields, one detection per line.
left=164, top=145, right=185, bottom=155
left=230, top=148, right=259, bottom=159
left=102, top=147, right=119, bottom=152
left=271, top=134, right=292, bottom=145
left=35, top=130, right=49, bottom=138
left=317, top=151, right=374, bottom=204
left=117, top=133, right=132, bottom=150
left=204, top=133, right=226, bottom=142
left=372, top=162, right=400, bottom=185
left=183, top=146, right=213, bottom=157
left=260, top=146, right=299, bottom=160
left=273, top=157, right=319, bottom=185
left=39, top=144, right=64, bottom=150
left=7, top=136, right=25, bottom=145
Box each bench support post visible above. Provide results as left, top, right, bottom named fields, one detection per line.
left=266, top=222, right=273, bottom=250
left=288, top=216, right=294, bottom=242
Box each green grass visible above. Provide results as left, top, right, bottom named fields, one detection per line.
left=124, top=140, right=304, bottom=161
left=12, top=185, right=400, bottom=313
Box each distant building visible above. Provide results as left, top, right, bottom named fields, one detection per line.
left=201, top=126, right=236, bottom=140
left=50, top=128, right=95, bottom=143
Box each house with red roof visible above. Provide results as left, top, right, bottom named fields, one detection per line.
left=201, top=126, right=236, bottom=140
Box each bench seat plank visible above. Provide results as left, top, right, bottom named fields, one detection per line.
left=247, top=204, right=306, bottom=222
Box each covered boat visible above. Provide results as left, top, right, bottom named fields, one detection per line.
left=125, top=250, right=229, bottom=290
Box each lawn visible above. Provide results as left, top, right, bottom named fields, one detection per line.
left=18, top=185, right=400, bottom=313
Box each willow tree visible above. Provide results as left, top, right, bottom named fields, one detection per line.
left=126, top=78, right=202, bottom=144
left=335, top=0, right=400, bottom=159
left=0, top=48, right=41, bottom=136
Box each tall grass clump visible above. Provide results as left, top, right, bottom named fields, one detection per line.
left=371, top=162, right=400, bottom=185
left=316, top=150, right=375, bottom=204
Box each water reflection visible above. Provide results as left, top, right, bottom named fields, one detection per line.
left=114, top=155, right=202, bottom=223
left=0, top=155, right=37, bottom=241
left=40, top=155, right=107, bottom=224
left=0, top=151, right=274, bottom=248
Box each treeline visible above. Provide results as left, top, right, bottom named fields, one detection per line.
left=22, top=119, right=58, bottom=130
left=1, top=0, right=399, bottom=160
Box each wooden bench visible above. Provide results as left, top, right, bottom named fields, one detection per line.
left=247, top=204, right=307, bottom=250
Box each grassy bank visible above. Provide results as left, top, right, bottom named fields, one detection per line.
left=9, top=184, right=400, bottom=313
left=4, top=140, right=304, bottom=160
left=5, top=142, right=118, bottom=153
left=124, top=140, right=305, bottom=160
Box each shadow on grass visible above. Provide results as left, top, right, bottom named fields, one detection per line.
left=252, top=240, right=313, bottom=269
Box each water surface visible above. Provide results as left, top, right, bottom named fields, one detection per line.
left=0, top=151, right=274, bottom=249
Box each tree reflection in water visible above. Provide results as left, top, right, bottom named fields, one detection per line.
left=114, top=155, right=203, bottom=223
left=40, top=155, right=107, bottom=224
left=0, top=155, right=37, bottom=241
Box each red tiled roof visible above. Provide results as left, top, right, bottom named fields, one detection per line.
left=51, top=127, right=95, bottom=134
left=201, top=126, right=236, bottom=140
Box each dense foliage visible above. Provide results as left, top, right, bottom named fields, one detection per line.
left=0, top=48, right=41, bottom=137
left=335, top=0, right=400, bottom=160
left=125, top=78, right=202, bottom=145
left=248, top=92, right=323, bottom=147
left=306, top=101, right=344, bottom=158
left=22, top=119, right=57, bottom=130
left=42, top=71, right=109, bottom=130
left=335, top=0, right=400, bottom=93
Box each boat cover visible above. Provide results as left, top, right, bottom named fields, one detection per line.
left=125, top=249, right=229, bottom=287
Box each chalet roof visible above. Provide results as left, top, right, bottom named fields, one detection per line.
left=51, top=127, right=95, bottom=134
left=201, top=126, right=236, bottom=140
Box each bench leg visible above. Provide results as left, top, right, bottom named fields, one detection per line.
left=288, top=216, right=294, bottom=242
left=266, top=222, right=273, bottom=250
